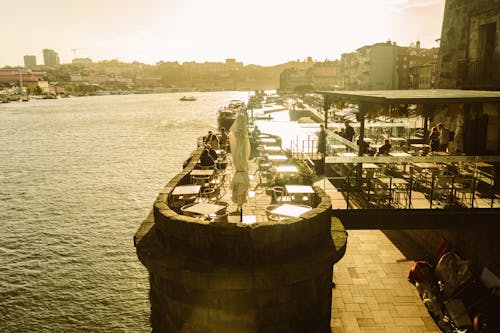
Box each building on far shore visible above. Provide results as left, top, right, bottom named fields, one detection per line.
left=72, top=57, right=93, bottom=64
left=23, top=55, right=37, bottom=68
left=43, top=49, right=60, bottom=67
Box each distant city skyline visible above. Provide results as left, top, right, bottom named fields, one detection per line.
left=2, top=0, right=445, bottom=67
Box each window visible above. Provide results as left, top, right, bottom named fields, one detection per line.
left=479, top=22, right=496, bottom=66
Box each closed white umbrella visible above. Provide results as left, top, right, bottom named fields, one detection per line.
left=229, top=112, right=250, bottom=212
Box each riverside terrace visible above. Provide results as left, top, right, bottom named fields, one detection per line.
left=307, top=89, right=500, bottom=229
left=134, top=136, right=346, bottom=332
left=134, top=136, right=447, bottom=332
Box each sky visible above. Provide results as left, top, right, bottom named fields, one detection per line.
left=1, top=0, right=445, bottom=67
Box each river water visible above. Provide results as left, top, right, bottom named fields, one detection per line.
left=0, top=92, right=251, bottom=332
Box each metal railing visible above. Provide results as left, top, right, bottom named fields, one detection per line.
left=324, top=155, right=499, bottom=210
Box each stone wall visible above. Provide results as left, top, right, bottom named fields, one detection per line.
left=135, top=147, right=340, bottom=332
left=438, top=0, right=500, bottom=88
left=396, top=227, right=500, bottom=277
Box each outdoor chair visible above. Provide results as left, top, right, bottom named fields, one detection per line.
left=272, top=186, right=292, bottom=204
left=432, top=176, right=453, bottom=204
left=209, top=212, right=229, bottom=223
left=211, top=200, right=229, bottom=214
left=201, top=188, right=217, bottom=202
left=257, top=159, right=272, bottom=185
left=191, top=175, right=210, bottom=188
left=454, top=177, right=475, bottom=207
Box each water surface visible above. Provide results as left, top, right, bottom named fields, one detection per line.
left=0, top=92, right=247, bottom=332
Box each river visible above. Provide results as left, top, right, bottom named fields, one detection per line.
left=0, top=92, right=251, bottom=332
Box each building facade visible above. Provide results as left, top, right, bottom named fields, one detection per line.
left=341, top=42, right=399, bottom=90
left=438, top=0, right=500, bottom=90
left=23, top=55, right=37, bottom=68
left=43, top=49, right=60, bottom=67
left=279, top=68, right=312, bottom=92
left=311, top=61, right=343, bottom=90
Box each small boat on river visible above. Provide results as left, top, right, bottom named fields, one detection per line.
left=180, top=96, right=197, bottom=101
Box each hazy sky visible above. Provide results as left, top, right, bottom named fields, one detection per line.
left=2, top=0, right=445, bottom=67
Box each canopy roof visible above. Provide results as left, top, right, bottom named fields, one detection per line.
left=317, top=89, right=500, bottom=105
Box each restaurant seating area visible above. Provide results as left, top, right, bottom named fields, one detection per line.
left=165, top=132, right=321, bottom=224
left=327, top=158, right=499, bottom=210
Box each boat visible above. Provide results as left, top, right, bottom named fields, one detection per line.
left=254, top=114, right=273, bottom=120
left=180, top=96, right=197, bottom=101
left=217, top=99, right=245, bottom=130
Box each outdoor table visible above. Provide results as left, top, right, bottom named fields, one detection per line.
left=263, top=145, right=282, bottom=153
left=466, top=162, right=493, bottom=170
left=259, top=137, right=277, bottom=144
left=362, top=163, right=380, bottom=169
left=183, top=202, right=226, bottom=216
left=285, top=185, right=315, bottom=194
left=275, top=165, right=299, bottom=173
left=390, top=137, right=407, bottom=151
left=267, top=154, right=288, bottom=163
left=190, top=169, right=215, bottom=176
left=410, top=143, right=431, bottom=154
left=412, top=162, right=441, bottom=170
left=377, top=177, right=408, bottom=186
left=389, top=152, right=411, bottom=157
left=171, top=185, right=201, bottom=196
left=411, top=143, right=431, bottom=149
left=270, top=204, right=312, bottom=218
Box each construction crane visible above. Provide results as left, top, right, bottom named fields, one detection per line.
left=70, top=48, right=87, bottom=59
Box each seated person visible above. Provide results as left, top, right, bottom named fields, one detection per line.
left=206, top=144, right=218, bottom=161
left=199, top=148, right=215, bottom=167
left=252, top=125, right=261, bottom=138
left=219, top=127, right=229, bottom=148
left=378, top=139, right=392, bottom=155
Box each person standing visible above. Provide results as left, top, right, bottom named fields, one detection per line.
left=438, top=123, right=450, bottom=152
left=219, top=127, right=229, bottom=151
left=429, top=127, right=440, bottom=152
left=343, top=121, right=355, bottom=142
left=317, top=124, right=327, bottom=158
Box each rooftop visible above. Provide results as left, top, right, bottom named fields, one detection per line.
left=318, top=89, right=500, bottom=105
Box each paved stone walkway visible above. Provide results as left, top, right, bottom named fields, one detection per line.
left=330, top=229, right=440, bottom=332
left=221, top=155, right=440, bottom=332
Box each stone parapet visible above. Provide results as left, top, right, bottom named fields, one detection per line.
left=135, top=145, right=342, bottom=332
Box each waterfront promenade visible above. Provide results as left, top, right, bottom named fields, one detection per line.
left=219, top=154, right=440, bottom=332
